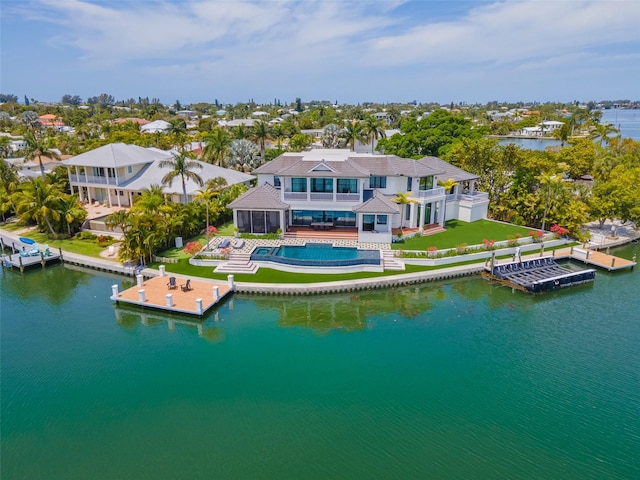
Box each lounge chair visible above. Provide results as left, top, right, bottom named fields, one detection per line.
left=167, top=277, right=177, bottom=290
left=233, top=238, right=245, bottom=249
left=181, top=279, right=192, bottom=292
left=29, top=245, right=40, bottom=256
left=218, top=238, right=230, bottom=249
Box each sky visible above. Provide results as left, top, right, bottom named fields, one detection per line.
left=1, top=0, right=639, bottom=105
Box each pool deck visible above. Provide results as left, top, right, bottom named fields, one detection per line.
left=110, top=275, right=234, bottom=316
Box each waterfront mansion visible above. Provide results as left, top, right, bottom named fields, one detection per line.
left=228, top=149, right=488, bottom=243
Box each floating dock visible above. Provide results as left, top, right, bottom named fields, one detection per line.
left=110, top=274, right=234, bottom=316
left=486, top=256, right=596, bottom=293
left=560, top=246, right=636, bottom=271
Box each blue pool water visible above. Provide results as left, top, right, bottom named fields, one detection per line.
left=251, top=243, right=380, bottom=267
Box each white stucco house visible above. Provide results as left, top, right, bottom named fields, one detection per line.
left=228, top=149, right=488, bottom=243
left=61, top=143, right=254, bottom=207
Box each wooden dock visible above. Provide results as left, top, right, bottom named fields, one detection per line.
left=1, top=233, right=61, bottom=271
left=555, top=246, right=636, bottom=271
left=110, top=275, right=234, bottom=316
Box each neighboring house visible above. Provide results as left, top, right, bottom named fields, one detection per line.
left=38, top=114, right=65, bottom=128
left=112, top=117, right=150, bottom=126
left=228, top=149, right=488, bottom=243
left=61, top=143, right=254, bottom=207
left=140, top=120, right=170, bottom=134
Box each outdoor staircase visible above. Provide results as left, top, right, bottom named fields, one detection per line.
left=381, top=250, right=405, bottom=271
left=213, top=252, right=259, bottom=274
left=421, top=224, right=446, bottom=236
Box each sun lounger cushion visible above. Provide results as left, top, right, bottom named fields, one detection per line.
left=218, top=238, right=230, bottom=249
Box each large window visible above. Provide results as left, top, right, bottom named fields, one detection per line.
left=310, top=177, right=333, bottom=193
left=291, top=178, right=307, bottom=192
left=369, top=176, right=386, bottom=189
left=377, top=215, right=387, bottom=225
left=419, top=176, right=434, bottom=190
left=337, top=178, right=357, bottom=193
left=237, top=210, right=281, bottom=233
left=292, top=210, right=355, bottom=227
left=406, top=177, right=412, bottom=191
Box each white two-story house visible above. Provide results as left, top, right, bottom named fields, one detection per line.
left=62, top=143, right=254, bottom=207
left=228, top=149, right=488, bottom=243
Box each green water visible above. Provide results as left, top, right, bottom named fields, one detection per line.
left=1, top=245, right=639, bottom=479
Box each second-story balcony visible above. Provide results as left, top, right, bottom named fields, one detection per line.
left=70, top=174, right=116, bottom=185
left=414, top=187, right=445, bottom=199
left=446, top=191, right=489, bottom=203
left=283, top=191, right=361, bottom=203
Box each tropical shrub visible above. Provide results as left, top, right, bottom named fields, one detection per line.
left=184, top=241, right=202, bottom=256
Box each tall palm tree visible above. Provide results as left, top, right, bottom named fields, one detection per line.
left=202, top=128, right=231, bottom=166
left=252, top=120, right=270, bottom=161
left=391, top=191, right=418, bottom=228
left=133, top=184, right=166, bottom=213
left=158, top=152, right=203, bottom=204
left=13, top=177, right=63, bottom=235
left=23, top=132, right=61, bottom=180
left=362, top=115, right=387, bottom=153
left=168, top=118, right=188, bottom=150
left=105, top=208, right=131, bottom=234
left=537, top=172, right=565, bottom=231
left=271, top=123, right=287, bottom=150
left=342, top=121, right=366, bottom=151
left=195, top=177, right=227, bottom=249
left=233, top=124, right=248, bottom=140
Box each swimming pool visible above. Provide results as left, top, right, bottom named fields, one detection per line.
left=251, top=243, right=380, bottom=267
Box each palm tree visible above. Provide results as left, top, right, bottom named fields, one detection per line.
left=391, top=191, right=418, bottom=228
left=168, top=118, right=188, bottom=150
left=0, top=160, right=20, bottom=212
left=271, top=123, right=287, bottom=150
left=58, top=194, right=86, bottom=236
left=342, top=121, right=366, bottom=151
left=362, top=116, right=387, bottom=153
left=133, top=184, right=166, bottom=213
left=252, top=120, right=270, bottom=161
left=437, top=178, right=459, bottom=225
left=158, top=153, right=204, bottom=205
left=195, top=178, right=227, bottom=249
left=202, top=128, right=231, bottom=166
left=233, top=124, right=248, bottom=140
left=590, top=123, right=620, bottom=146
left=13, top=177, right=63, bottom=235
left=23, top=132, right=61, bottom=180
left=537, top=172, right=566, bottom=231
left=105, top=208, right=131, bottom=234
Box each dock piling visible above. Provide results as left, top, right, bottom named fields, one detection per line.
left=159, top=265, right=166, bottom=277
left=213, top=286, right=219, bottom=301
left=136, top=274, right=144, bottom=287
left=166, top=294, right=173, bottom=307
left=111, top=284, right=119, bottom=299
left=196, top=298, right=203, bottom=315
left=228, top=274, right=235, bottom=290
left=138, top=289, right=146, bottom=302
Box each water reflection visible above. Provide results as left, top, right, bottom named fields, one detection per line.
left=114, top=305, right=224, bottom=342
left=0, top=263, right=92, bottom=305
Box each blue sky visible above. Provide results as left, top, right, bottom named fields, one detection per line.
left=2, top=0, right=639, bottom=105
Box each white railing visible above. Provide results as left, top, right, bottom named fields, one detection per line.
left=70, top=174, right=114, bottom=185
left=415, top=187, right=445, bottom=199
left=283, top=192, right=308, bottom=201
left=309, top=192, right=333, bottom=201
left=448, top=192, right=489, bottom=203
left=336, top=193, right=360, bottom=202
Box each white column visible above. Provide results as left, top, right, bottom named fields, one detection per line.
left=195, top=298, right=203, bottom=315
left=166, top=294, right=173, bottom=307
left=213, top=286, right=219, bottom=301
left=136, top=274, right=144, bottom=287
left=159, top=265, right=166, bottom=277
left=227, top=274, right=235, bottom=290
left=419, top=202, right=425, bottom=231
left=138, top=289, right=146, bottom=302
left=111, top=284, right=119, bottom=298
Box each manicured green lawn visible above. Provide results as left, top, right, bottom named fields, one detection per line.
left=392, top=219, right=532, bottom=251
left=0, top=221, right=26, bottom=232
left=21, top=232, right=109, bottom=258
left=157, top=234, right=207, bottom=259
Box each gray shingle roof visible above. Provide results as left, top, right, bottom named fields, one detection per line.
left=350, top=155, right=444, bottom=177
left=227, top=183, right=289, bottom=210
left=352, top=191, right=400, bottom=214
left=417, top=156, right=479, bottom=181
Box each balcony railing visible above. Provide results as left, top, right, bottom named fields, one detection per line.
left=283, top=191, right=361, bottom=202
left=415, top=187, right=445, bottom=199
left=70, top=174, right=115, bottom=185
left=447, top=192, right=489, bottom=203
